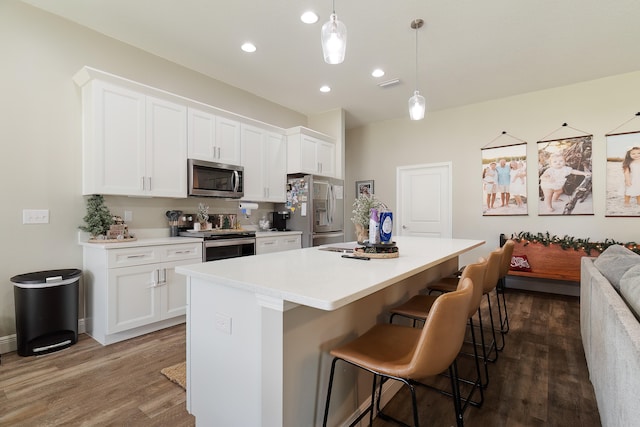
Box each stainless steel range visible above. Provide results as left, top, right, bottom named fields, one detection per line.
left=179, top=229, right=256, bottom=262
left=176, top=214, right=256, bottom=262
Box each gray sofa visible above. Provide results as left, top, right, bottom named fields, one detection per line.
left=580, top=245, right=640, bottom=427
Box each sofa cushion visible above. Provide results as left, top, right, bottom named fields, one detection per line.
left=620, top=264, right=640, bottom=318
left=593, top=245, right=640, bottom=291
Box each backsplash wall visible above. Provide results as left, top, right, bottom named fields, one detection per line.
left=102, top=196, right=277, bottom=232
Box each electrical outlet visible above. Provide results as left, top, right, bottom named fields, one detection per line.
left=124, top=210, right=133, bottom=222
left=215, top=313, right=232, bottom=335
left=23, top=209, right=49, bottom=224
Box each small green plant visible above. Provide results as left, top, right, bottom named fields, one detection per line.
left=79, top=194, right=113, bottom=238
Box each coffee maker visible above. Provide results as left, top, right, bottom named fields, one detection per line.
left=271, top=211, right=290, bottom=231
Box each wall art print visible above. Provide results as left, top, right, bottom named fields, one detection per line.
left=537, top=135, right=593, bottom=215
left=606, top=132, right=640, bottom=216
left=356, top=180, right=374, bottom=197
left=481, top=143, right=528, bottom=216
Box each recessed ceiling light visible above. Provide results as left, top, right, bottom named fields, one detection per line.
left=320, top=85, right=331, bottom=93
left=301, top=11, right=319, bottom=24
left=372, top=68, right=385, bottom=78
left=241, top=42, right=256, bottom=53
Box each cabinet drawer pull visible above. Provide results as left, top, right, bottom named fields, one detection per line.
left=172, top=250, right=192, bottom=254
left=126, top=254, right=146, bottom=259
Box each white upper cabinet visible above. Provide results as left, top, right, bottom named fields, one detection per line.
left=76, top=72, right=187, bottom=198
left=286, top=127, right=335, bottom=177
left=265, top=131, right=287, bottom=201
left=146, top=96, right=188, bottom=197
left=240, top=124, right=286, bottom=202
left=187, top=107, right=241, bottom=165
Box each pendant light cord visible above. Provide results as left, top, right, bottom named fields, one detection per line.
left=414, top=23, right=419, bottom=91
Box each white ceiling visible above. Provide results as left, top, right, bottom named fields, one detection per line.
left=23, top=0, right=640, bottom=129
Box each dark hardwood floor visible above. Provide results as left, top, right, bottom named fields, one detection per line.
left=0, top=290, right=600, bottom=426
left=372, top=290, right=601, bottom=427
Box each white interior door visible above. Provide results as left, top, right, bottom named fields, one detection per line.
left=396, top=162, right=452, bottom=238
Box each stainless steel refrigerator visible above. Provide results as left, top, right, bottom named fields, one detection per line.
left=279, top=174, right=345, bottom=248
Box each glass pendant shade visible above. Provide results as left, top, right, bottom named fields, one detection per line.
left=321, top=13, right=347, bottom=64
left=408, top=90, right=426, bottom=120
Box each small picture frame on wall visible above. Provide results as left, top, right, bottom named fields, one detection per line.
left=356, top=180, right=374, bottom=197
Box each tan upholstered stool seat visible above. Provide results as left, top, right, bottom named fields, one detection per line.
left=388, top=294, right=438, bottom=322
left=427, top=276, right=458, bottom=294
left=330, top=324, right=422, bottom=378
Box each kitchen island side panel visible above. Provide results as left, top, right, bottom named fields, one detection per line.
left=187, top=277, right=263, bottom=426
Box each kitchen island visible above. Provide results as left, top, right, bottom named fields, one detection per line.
left=176, top=236, right=484, bottom=426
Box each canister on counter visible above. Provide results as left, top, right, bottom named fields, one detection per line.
left=379, top=211, right=393, bottom=243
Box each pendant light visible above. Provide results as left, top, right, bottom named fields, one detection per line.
left=321, top=0, right=347, bottom=64
left=408, top=19, right=426, bottom=120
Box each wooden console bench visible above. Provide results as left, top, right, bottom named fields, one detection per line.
left=500, top=234, right=596, bottom=283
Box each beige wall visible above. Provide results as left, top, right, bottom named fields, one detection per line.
left=3, top=0, right=639, bottom=343
left=0, top=1, right=306, bottom=339
left=346, top=71, right=640, bottom=265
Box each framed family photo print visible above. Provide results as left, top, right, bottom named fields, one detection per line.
left=481, top=143, right=528, bottom=216
left=537, top=136, right=593, bottom=215
left=606, top=132, right=640, bottom=216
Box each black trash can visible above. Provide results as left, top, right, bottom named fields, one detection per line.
left=10, top=269, right=81, bottom=356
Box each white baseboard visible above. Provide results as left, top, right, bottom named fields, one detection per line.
left=343, top=378, right=404, bottom=427
left=0, top=319, right=86, bottom=356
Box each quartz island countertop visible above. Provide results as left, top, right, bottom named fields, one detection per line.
left=176, top=235, right=484, bottom=311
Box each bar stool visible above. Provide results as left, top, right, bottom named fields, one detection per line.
left=388, top=258, right=487, bottom=409
left=322, top=278, right=475, bottom=427
left=425, top=250, right=502, bottom=369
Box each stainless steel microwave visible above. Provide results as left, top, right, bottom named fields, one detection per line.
left=188, top=159, right=244, bottom=198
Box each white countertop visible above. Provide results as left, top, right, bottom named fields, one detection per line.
left=255, top=230, right=302, bottom=237
left=79, top=236, right=203, bottom=249
left=176, top=236, right=484, bottom=311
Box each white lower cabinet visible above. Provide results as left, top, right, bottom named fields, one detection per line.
left=83, top=241, right=202, bottom=345
left=256, top=233, right=302, bottom=255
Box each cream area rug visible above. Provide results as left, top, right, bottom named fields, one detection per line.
left=161, top=362, right=186, bottom=390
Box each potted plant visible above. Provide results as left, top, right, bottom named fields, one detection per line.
left=196, top=203, right=210, bottom=230
left=79, top=194, right=113, bottom=239
left=351, top=194, right=386, bottom=242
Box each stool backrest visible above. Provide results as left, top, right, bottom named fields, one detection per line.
left=500, top=239, right=515, bottom=278
left=406, top=277, right=474, bottom=379
left=458, top=258, right=487, bottom=317
left=483, top=249, right=502, bottom=293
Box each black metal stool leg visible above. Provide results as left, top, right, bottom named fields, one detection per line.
left=323, top=358, right=339, bottom=427
left=485, top=293, right=499, bottom=363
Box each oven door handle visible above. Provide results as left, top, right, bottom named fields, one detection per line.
left=204, top=237, right=256, bottom=248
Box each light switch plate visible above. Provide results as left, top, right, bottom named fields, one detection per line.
left=23, top=209, right=49, bottom=224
